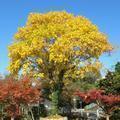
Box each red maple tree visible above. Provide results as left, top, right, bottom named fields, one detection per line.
left=0, top=76, right=42, bottom=118
left=75, top=89, right=120, bottom=120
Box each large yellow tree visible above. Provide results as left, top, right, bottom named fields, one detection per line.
left=8, top=11, right=112, bottom=114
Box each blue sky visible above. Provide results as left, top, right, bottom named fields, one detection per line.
left=0, top=0, right=120, bottom=75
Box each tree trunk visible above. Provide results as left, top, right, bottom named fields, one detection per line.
left=50, top=69, right=65, bottom=115
left=106, top=115, right=110, bottom=120
left=51, top=90, right=59, bottom=115
left=31, top=110, right=35, bottom=120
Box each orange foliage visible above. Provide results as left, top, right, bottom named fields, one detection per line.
left=75, top=89, right=120, bottom=114
left=0, top=77, right=42, bottom=117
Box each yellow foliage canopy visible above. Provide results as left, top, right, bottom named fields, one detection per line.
left=8, top=11, right=112, bottom=86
